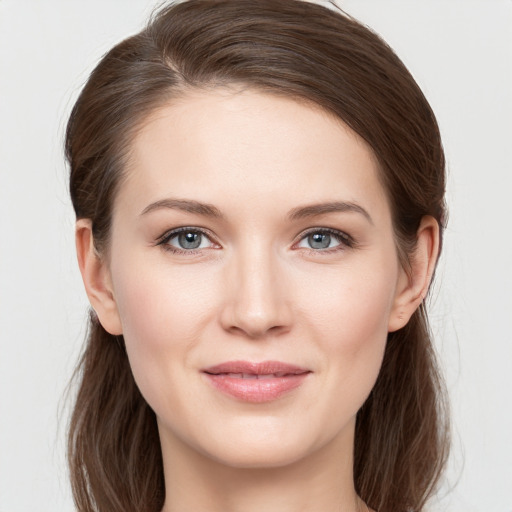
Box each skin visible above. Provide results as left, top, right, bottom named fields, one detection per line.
left=76, top=87, right=439, bottom=512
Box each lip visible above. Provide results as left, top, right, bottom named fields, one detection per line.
left=202, top=360, right=311, bottom=403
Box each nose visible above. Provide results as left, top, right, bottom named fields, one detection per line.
left=219, top=243, right=293, bottom=339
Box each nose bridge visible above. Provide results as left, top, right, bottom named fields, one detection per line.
left=222, top=236, right=290, bottom=337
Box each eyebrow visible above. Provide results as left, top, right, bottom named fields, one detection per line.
left=140, top=198, right=224, bottom=218
left=140, top=198, right=373, bottom=225
left=287, top=201, right=374, bottom=225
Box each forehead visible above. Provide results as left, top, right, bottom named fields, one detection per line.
left=117, top=87, right=389, bottom=220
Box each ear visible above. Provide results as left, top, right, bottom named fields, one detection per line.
left=388, top=216, right=440, bottom=332
left=75, top=219, right=123, bottom=335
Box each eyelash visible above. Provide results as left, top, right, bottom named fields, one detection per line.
left=295, top=227, right=355, bottom=255
left=156, top=226, right=355, bottom=255
left=156, top=226, right=218, bottom=255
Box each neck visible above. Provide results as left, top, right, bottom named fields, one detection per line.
left=159, top=418, right=363, bottom=512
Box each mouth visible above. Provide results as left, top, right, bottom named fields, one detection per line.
left=202, top=360, right=311, bottom=403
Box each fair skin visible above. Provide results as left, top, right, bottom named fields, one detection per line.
left=76, top=88, right=439, bottom=512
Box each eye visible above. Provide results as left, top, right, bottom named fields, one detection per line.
left=158, top=227, right=218, bottom=253
left=295, top=228, right=353, bottom=251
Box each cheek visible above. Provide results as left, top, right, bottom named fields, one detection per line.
left=113, top=254, right=218, bottom=338
left=300, top=264, right=396, bottom=345
left=110, top=257, right=219, bottom=401
left=296, top=260, right=397, bottom=392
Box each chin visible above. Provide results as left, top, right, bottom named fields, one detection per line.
left=184, top=414, right=352, bottom=471
left=205, top=438, right=315, bottom=470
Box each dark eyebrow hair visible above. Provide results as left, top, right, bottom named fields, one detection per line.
left=287, top=201, right=374, bottom=225
left=140, top=198, right=224, bottom=218
left=140, top=198, right=372, bottom=225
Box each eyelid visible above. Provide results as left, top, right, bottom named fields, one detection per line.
left=156, top=226, right=220, bottom=252
left=292, top=227, right=355, bottom=251
left=155, top=225, right=354, bottom=254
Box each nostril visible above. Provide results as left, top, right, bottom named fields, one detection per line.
left=224, top=323, right=290, bottom=340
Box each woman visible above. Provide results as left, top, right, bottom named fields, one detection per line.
left=66, top=1, right=449, bottom=511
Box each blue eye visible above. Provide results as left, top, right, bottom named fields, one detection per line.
left=159, top=228, right=216, bottom=252
left=296, top=229, right=352, bottom=251
left=175, top=231, right=203, bottom=249
left=307, top=232, right=335, bottom=249
left=158, top=227, right=352, bottom=254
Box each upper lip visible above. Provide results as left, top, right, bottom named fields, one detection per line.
left=203, top=360, right=311, bottom=376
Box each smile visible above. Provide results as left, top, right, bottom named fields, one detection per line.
left=202, top=360, right=311, bottom=403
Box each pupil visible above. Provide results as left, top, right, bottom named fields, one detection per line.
left=309, top=232, right=331, bottom=249
left=178, top=232, right=201, bottom=249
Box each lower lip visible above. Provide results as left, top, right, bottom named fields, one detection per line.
left=203, top=373, right=310, bottom=403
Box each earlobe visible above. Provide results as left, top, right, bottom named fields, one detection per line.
left=388, top=216, right=440, bottom=332
left=75, top=219, right=123, bottom=335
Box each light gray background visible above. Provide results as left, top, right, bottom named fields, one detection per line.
left=1, top=1, right=511, bottom=510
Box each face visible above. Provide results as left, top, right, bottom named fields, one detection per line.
left=104, top=88, right=408, bottom=468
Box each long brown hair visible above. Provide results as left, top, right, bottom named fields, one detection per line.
left=66, top=1, right=449, bottom=511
